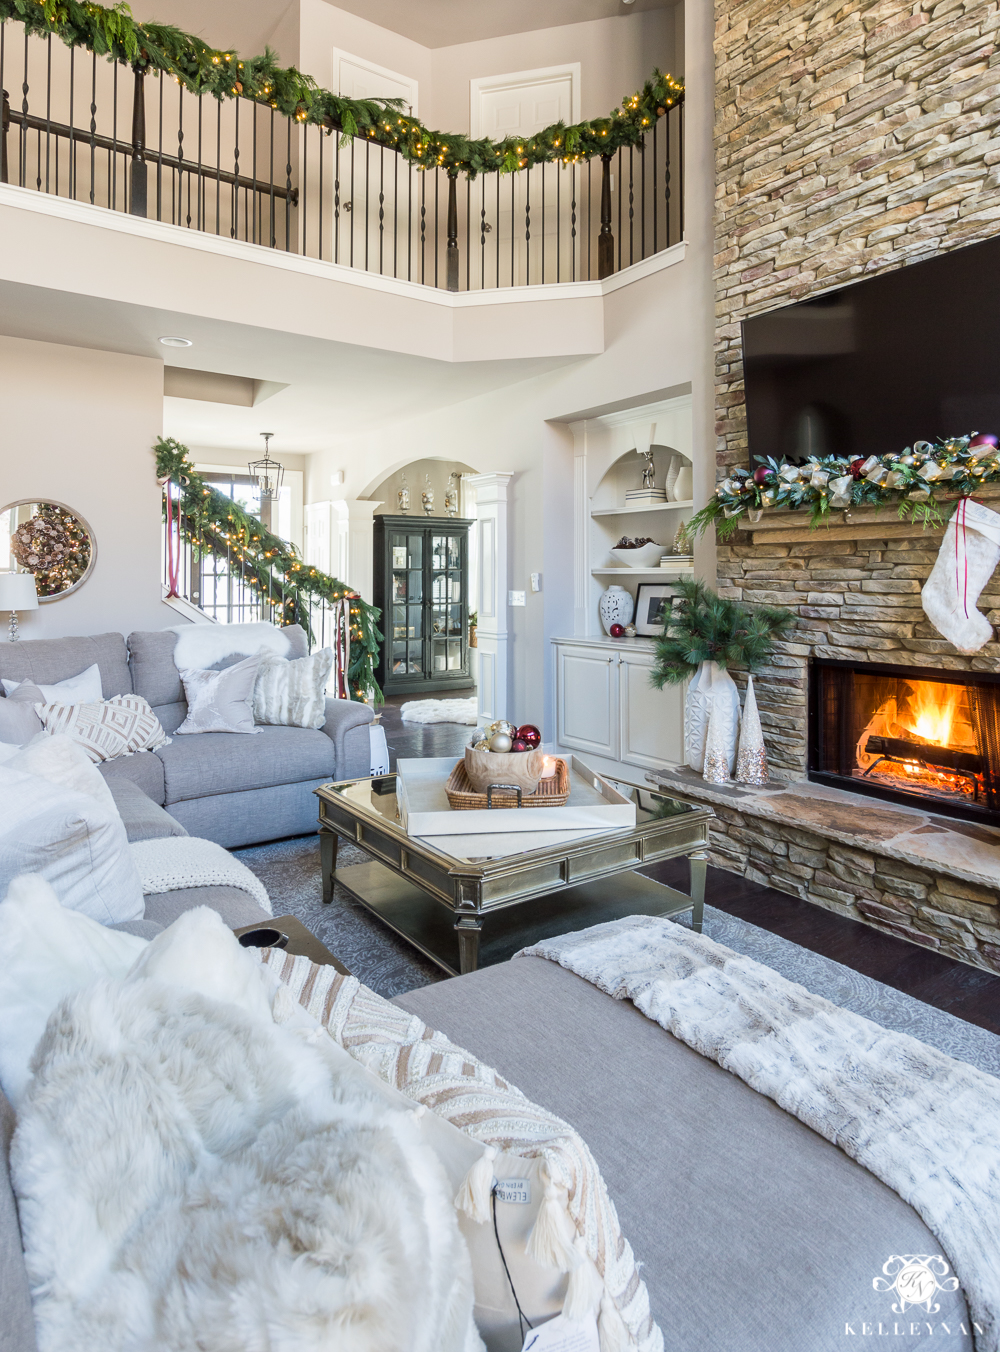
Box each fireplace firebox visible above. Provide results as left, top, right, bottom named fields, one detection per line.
left=809, top=658, right=1000, bottom=826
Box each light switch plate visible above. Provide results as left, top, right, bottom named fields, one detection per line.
left=508, top=590, right=526, bottom=606
left=530, top=572, right=541, bottom=592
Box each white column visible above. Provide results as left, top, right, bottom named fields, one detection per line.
left=467, top=472, right=513, bottom=724
left=570, top=420, right=590, bottom=635
left=344, top=499, right=383, bottom=605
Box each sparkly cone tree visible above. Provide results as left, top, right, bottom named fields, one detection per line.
left=735, top=674, right=768, bottom=785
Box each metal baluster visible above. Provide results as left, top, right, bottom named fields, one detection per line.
left=598, top=153, right=613, bottom=279
left=87, top=53, right=96, bottom=203
left=251, top=98, right=257, bottom=243
left=215, top=98, right=221, bottom=234
left=378, top=142, right=385, bottom=273
left=496, top=171, right=500, bottom=289
left=231, top=96, right=239, bottom=238
left=587, top=160, right=592, bottom=279
left=334, top=137, right=340, bottom=263
left=524, top=167, right=530, bottom=284
left=628, top=144, right=634, bottom=266
left=178, top=84, right=188, bottom=226
left=284, top=116, right=291, bottom=251
left=652, top=119, right=657, bottom=254
left=349, top=138, right=354, bottom=267
left=68, top=45, right=74, bottom=198
left=557, top=158, right=561, bottom=282
left=434, top=165, right=439, bottom=287
left=640, top=136, right=645, bottom=260
left=480, top=175, right=486, bottom=289
left=111, top=60, right=117, bottom=209
left=0, top=24, right=6, bottom=187
left=157, top=71, right=163, bottom=222
left=393, top=145, right=398, bottom=277
left=196, top=92, right=203, bottom=231
left=465, top=174, right=471, bottom=291
left=446, top=170, right=458, bottom=291
left=678, top=100, right=684, bottom=240
left=366, top=138, right=371, bottom=271
left=510, top=171, right=515, bottom=287
left=570, top=162, right=577, bottom=282
left=407, top=155, right=412, bottom=280
left=419, top=169, right=426, bottom=283
left=20, top=32, right=29, bottom=190
left=616, top=147, right=622, bottom=272
left=268, top=105, right=275, bottom=246
left=541, top=163, right=545, bottom=283
left=318, top=123, right=324, bottom=261
left=664, top=109, right=671, bottom=248
left=44, top=34, right=52, bottom=195
left=301, top=120, right=308, bottom=256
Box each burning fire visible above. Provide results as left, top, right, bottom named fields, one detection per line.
left=896, top=681, right=976, bottom=749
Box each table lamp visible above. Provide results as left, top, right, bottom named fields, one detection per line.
left=0, top=572, right=39, bottom=641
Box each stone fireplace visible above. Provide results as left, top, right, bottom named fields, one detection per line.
left=647, top=503, right=1000, bottom=975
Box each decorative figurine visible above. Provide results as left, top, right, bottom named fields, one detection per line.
left=445, top=473, right=460, bottom=517
left=398, top=473, right=410, bottom=513
left=641, top=448, right=656, bottom=491
left=421, top=475, right=434, bottom=515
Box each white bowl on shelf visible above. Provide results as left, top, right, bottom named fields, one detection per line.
left=609, top=542, right=665, bottom=569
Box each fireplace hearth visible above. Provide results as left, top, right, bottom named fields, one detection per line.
left=809, top=658, right=1000, bottom=826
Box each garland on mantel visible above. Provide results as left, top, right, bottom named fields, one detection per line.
left=688, top=433, right=1000, bottom=540
left=0, top=0, right=683, bottom=176
left=155, top=438, right=382, bottom=704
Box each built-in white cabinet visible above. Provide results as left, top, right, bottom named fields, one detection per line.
left=553, top=636, right=684, bottom=774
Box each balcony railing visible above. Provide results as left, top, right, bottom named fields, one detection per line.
left=1, top=25, right=683, bottom=289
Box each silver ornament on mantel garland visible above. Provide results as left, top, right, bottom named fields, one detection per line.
left=735, top=674, right=769, bottom=785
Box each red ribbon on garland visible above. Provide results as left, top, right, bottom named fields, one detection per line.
left=334, top=597, right=351, bottom=700
left=164, top=482, right=180, bottom=599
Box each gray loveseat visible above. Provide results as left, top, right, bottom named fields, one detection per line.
left=0, top=626, right=374, bottom=848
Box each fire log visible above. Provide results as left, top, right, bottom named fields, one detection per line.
left=864, top=735, right=983, bottom=775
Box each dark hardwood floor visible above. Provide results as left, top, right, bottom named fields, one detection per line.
left=375, top=696, right=1000, bottom=1036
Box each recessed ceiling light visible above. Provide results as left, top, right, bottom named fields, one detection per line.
left=159, top=335, right=193, bottom=348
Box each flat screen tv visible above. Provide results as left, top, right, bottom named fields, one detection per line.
left=741, top=235, right=1000, bottom=464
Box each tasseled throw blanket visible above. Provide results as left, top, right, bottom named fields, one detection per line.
left=519, top=915, right=1000, bottom=1352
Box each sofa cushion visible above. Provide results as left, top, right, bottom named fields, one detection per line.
left=105, top=778, right=188, bottom=843
left=127, top=629, right=182, bottom=707
left=97, top=749, right=165, bottom=804
left=156, top=724, right=335, bottom=804
left=0, top=633, right=130, bottom=700
left=0, top=1090, right=37, bottom=1352
left=0, top=687, right=43, bottom=745
left=142, top=886, right=272, bottom=930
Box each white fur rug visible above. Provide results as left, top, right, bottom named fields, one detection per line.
left=521, top=916, right=1000, bottom=1352
left=12, top=910, right=481, bottom=1352
left=400, top=698, right=478, bottom=725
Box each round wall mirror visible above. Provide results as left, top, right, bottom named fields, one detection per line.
left=0, top=500, right=97, bottom=602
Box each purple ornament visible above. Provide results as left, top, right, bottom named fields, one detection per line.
left=609, top=622, right=626, bottom=638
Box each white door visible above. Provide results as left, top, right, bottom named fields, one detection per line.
left=556, top=644, right=618, bottom=760
left=619, top=651, right=685, bottom=771
left=332, top=50, right=418, bottom=113
left=305, top=502, right=332, bottom=573
left=470, top=66, right=580, bottom=139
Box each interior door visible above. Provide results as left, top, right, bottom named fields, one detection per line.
left=556, top=644, right=618, bottom=759
left=619, top=651, right=685, bottom=769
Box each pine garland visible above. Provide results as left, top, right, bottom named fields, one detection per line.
left=155, top=437, right=382, bottom=704
left=0, top=0, right=683, bottom=177
left=649, top=578, right=795, bottom=686
left=689, top=434, right=1000, bottom=542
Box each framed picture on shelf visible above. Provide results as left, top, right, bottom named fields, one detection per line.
left=634, top=582, right=675, bottom=636
left=392, top=546, right=408, bottom=569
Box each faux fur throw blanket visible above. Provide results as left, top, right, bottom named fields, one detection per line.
left=12, top=912, right=481, bottom=1352
left=259, top=947, right=659, bottom=1352
left=129, top=836, right=271, bottom=912
left=168, top=621, right=291, bottom=671
left=519, top=915, right=1000, bottom=1352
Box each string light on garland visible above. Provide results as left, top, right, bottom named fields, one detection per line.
left=687, top=434, right=1000, bottom=541
left=155, top=437, right=382, bottom=703
left=0, top=0, right=681, bottom=178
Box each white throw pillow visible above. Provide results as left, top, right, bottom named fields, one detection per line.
left=36, top=694, right=170, bottom=763
left=175, top=653, right=262, bottom=735
left=2, top=662, right=103, bottom=704
left=2, top=733, right=116, bottom=808
left=0, top=874, right=146, bottom=1108
left=253, top=648, right=333, bottom=729
left=0, top=765, right=144, bottom=927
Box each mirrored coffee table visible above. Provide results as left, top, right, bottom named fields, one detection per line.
left=315, top=766, right=713, bottom=976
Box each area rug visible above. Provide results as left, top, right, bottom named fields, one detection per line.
left=400, top=697, right=478, bottom=725
left=234, top=836, right=1000, bottom=1079
left=521, top=915, right=1000, bottom=1352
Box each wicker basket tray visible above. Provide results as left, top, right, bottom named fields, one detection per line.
left=444, top=757, right=570, bottom=810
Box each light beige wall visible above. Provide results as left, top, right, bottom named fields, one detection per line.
left=131, top=0, right=300, bottom=64
left=298, top=0, right=433, bottom=102
left=429, top=9, right=680, bottom=133
left=0, top=336, right=173, bottom=641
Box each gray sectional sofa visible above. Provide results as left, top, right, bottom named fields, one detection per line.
left=0, top=626, right=375, bottom=848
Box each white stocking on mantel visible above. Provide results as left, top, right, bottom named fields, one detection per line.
left=921, top=498, right=1000, bottom=653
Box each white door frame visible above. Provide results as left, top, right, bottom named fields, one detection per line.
left=468, top=472, right=512, bottom=724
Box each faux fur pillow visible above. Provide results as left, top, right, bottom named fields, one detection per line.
left=37, top=695, right=170, bottom=763
left=175, top=652, right=261, bottom=735
left=253, top=648, right=333, bottom=729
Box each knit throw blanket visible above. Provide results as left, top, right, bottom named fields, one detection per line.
left=519, top=915, right=1000, bottom=1352
left=259, top=948, right=660, bottom=1352
left=129, top=837, right=271, bottom=913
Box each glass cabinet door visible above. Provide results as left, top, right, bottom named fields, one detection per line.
left=389, top=531, right=425, bottom=677
left=430, top=533, right=464, bottom=678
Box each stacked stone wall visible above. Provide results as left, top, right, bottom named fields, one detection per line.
left=716, top=0, right=1000, bottom=477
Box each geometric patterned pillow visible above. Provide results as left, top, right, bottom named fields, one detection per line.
left=36, top=694, right=171, bottom=763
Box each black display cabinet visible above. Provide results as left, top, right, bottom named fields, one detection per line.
left=373, top=515, right=474, bottom=695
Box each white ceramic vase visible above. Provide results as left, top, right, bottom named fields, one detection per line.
left=673, top=462, right=693, bottom=502
left=599, top=584, right=634, bottom=634
left=664, top=455, right=681, bottom=501
left=684, top=661, right=741, bottom=774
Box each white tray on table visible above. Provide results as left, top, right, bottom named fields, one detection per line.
left=396, top=754, right=635, bottom=838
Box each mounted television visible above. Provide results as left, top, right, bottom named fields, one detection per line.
left=741, top=235, right=1000, bottom=463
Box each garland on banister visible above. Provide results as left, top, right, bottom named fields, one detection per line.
left=688, top=433, right=1000, bottom=541
left=155, top=438, right=382, bottom=705
left=0, top=0, right=683, bottom=176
